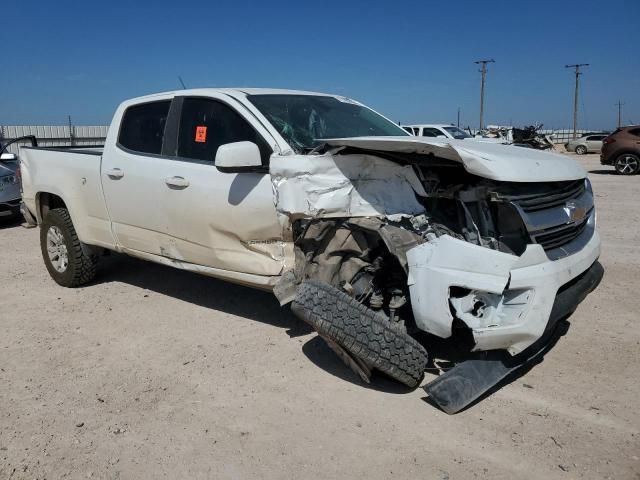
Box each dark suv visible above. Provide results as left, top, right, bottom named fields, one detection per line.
left=601, top=126, right=640, bottom=175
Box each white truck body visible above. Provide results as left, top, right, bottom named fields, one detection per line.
left=20, top=88, right=601, bottom=360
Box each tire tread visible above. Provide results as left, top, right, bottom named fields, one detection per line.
left=40, top=208, right=97, bottom=287
left=292, top=280, right=427, bottom=387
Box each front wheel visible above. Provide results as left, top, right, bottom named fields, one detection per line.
left=40, top=208, right=98, bottom=287
left=292, top=280, right=428, bottom=388
left=614, top=153, right=640, bottom=175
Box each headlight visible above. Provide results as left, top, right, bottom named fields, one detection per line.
left=584, top=177, right=594, bottom=196
left=0, top=175, right=18, bottom=185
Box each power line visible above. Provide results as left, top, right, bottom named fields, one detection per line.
left=565, top=63, right=589, bottom=139
left=474, top=59, right=494, bottom=130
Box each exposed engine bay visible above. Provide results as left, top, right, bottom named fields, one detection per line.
left=276, top=146, right=593, bottom=336
left=271, top=139, right=601, bottom=413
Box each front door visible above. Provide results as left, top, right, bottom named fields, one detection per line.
left=158, top=95, right=285, bottom=276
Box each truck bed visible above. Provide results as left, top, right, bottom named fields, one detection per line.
left=20, top=145, right=114, bottom=249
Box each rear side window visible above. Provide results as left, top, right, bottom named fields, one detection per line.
left=118, top=101, right=171, bottom=154
left=629, top=128, right=640, bottom=138
left=422, top=128, right=444, bottom=137
left=177, top=97, right=271, bottom=164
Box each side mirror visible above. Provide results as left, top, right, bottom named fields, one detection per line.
left=215, top=141, right=264, bottom=173
left=0, top=153, right=17, bottom=162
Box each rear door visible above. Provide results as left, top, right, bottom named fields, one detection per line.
left=586, top=135, right=605, bottom=152
left=158, top=95, right=285, bottom=276
left=101, top=98, right=176, bottom=255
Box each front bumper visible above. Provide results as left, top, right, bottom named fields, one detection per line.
left=424, top=260, right=603, bottom=414
left=406, top=228, right=601, bottom=355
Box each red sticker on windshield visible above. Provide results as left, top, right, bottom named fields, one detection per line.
left=195, top=126, right=207, bottom=143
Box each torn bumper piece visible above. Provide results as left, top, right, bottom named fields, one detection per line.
left=424, top=260, right=604, bottom=414
left=406, top=228, right=601, bottom=355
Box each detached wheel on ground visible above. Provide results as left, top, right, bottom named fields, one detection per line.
left=292, top=280, right=428, bottom=388
left=614, top=153, right=640, bottom=175
left=40, top=208, right=98, bottom=287
left=575, top=145, right=587, bottom=155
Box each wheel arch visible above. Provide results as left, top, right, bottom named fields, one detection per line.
left=36, top=192, right=68, bottom=223
left=614, top=149, right=640, bottom=159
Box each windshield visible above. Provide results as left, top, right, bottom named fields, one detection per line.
left=443, top=126, right=471, bottom=139
left=247, top=94, right=408, bottom=151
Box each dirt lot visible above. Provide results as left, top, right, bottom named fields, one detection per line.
left=1, top=153, right=638, bottom=479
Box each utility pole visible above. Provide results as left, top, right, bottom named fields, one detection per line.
left=615, top=100, right=624, bottom=128
left=457, top=107, right=461, bottom=128
left=67, top=115, right=75, bottom=147
left=565, top=63, right=589, bottom=139
left=474, top=59, right=494, bottom=131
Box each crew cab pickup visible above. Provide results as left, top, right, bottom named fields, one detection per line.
left=20, top=89, right=603, bottom=413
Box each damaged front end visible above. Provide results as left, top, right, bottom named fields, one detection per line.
left=271, top=139, right=603, bottom=412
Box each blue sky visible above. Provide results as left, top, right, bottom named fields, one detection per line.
left=1, top=0, right=638, bottom=130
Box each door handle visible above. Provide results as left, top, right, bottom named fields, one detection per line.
left=106, top=168, right=124, bottom=179
left=164, top=176, right=190, bottom=189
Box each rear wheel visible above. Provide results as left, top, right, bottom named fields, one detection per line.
left=575, top=145, right=587, bottom=155
left=614, top=153, right=640, bottom=175
left=40, top=208, right=98, bottom=287
left=292, top=280, right=428, bottom=388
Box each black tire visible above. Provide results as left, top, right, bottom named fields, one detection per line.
left=40, top=208, right=97, bottom=287
left=614, top=153, right=640, bottom=175
left=292, top=280, right=428, bottom=388
left=575, top=145, right=587, bottom=155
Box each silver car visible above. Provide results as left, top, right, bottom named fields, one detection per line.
left=565, top=134, right=608, bottom=155
left=0, top=152, right=21, bottom=219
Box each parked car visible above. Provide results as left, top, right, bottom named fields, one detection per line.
left=565, top=134, right=608, bottom=155
left=19, top=89, right=603, bottom=413
left=601, top=126, right=640, bottom=175
left=403, top=124, right=505, bottom=143
left=0, top=152, right=21, bottom=219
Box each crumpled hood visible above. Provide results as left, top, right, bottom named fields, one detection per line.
left=322, top=136, right=586, bottom=182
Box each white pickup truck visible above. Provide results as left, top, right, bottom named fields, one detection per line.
left=20, top=89, right=603, bottom=413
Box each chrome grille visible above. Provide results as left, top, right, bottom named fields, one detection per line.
left=507, top=179, right=585, bottom=212
left=503, top=179, right=594, bottom=259
left=533, top=213, right=591, bottom=251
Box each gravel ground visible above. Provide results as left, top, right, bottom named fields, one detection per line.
left=1, top=153, right=638, bottom=479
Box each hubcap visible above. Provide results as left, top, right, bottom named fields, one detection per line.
left=616, top=155, right=639, bottom=174
left=46, top=226, right=69, bottom=273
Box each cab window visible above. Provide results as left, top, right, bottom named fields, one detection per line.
left=177, top=98, right=272, bottom=164
left=118, top=101, right=171, bottom=155
left=422, top=128, right=444, bottom=137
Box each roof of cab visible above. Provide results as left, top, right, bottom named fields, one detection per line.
left=403, top=124, right=455, bottom=128
left=125, top=87, right=340, bottom=103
